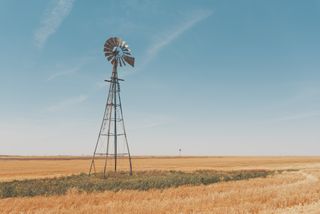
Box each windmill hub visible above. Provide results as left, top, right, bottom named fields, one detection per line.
left=113, top=47, right=123, bottom=57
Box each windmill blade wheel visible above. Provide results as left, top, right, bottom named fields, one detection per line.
left=103, top=37, right=135, bottom=68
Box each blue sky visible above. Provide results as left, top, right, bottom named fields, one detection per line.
left=1, top=0, right=320, bottom=155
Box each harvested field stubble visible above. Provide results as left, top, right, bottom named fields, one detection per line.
left=1, top=169, right=320, bottom=213
left=1, top=156, right=320, bottom=213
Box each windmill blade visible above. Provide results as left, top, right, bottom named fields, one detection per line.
left=104, top=40, right=113, bottom=48
left=104, top=52, right=113, bottom=57
left=119, top=41, right=125, bottom=48
left=123, top=55, right=135, bottom=67
left=122, top=47, right=131, bottom=52
left=111, top=37, right=118, bottom=47
left=120, top=57, right=126, bottom=66
left=120, top=41, right=127, bottom=48
left=119, top=57, right=123, bottom=67
left=104, top=47, right=113, bottom=52
left=105, top=38, right=115, bottom=49
left=107, top=55, right=114, bottom=61
left=110, top=37, right=117, bottom=45
left=122, top=48, right=131, bottom=55
left=105, top=53, right=113, bottom=59
left=123, top=47, right=131, bottom=52
left=113, top=37, right=119, bottom=45
left=115, top=37, right=122, bottom=46
left=104, top=48, right=113, bottom=55
left=123, top=51, right=131, bottom=56
left=123, top=48, right=131, bottom=54
left=104, top=47, right=112, bottom=54
left=106, top=39, right=115, bottom=49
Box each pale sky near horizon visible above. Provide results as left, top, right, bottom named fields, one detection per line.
left=1, top=0, right=320, bottom=156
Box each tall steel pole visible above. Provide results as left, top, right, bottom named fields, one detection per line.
left=113, top=63, right=118, bottom=172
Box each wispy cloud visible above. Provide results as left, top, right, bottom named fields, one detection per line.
left=46, top=95, right=87, bottom=112
left=47, top=65, right=80, bottom=81
left=47, top=56, right=94, bottom=81
left=34, top=0, right=76, bottom=48
left=140, top=9, right=213, bottom=68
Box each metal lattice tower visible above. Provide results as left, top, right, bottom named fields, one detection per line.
left=89, top=37, right=135, bottom=177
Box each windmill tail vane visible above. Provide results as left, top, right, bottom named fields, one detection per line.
left=89, top=37, right=134, bottom=177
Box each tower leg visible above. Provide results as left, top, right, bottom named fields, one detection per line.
left=117, top=81, right=133, bottom=175
left=103, top=85, right=114, bottom=178
left=89, top=80, right=113, bottom=176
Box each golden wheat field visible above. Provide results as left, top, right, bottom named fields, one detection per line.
left=1, top=156, right=320, bottom=213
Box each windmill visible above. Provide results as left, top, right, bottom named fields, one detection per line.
left=89, top=37, right=134, bottom=177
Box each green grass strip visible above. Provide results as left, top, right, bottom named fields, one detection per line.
left=0, top=170, right=272, bottom=198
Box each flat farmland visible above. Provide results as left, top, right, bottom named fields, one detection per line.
left=1, top=156, right=320, bottom=181
left=1, top=156, right=320, bottom=213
